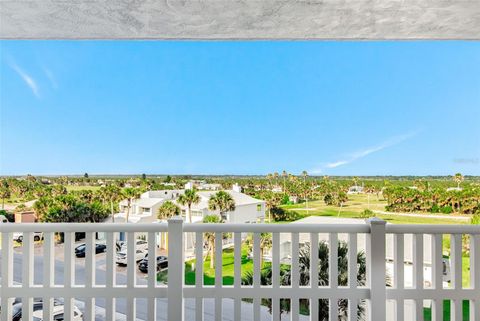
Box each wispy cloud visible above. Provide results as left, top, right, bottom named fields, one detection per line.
left=9, top=62, right=40, bottom=98
left=310, top=131, right=420, bottom=174
left=43, top=67, right=58, bottom=89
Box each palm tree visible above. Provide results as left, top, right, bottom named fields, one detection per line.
left=242, top=240, right=368, bottom=320
left=453, top=173, right=464, bottom=189
left=0, top=180, right=10, bottom=210
left=203, top=214, right=222, bottom=269
left=100, top=184, right=122, bottom=223
left=282, top=170, right=287, bottom=193
left=177, top=188, right=200, bottom=223
left=208, top=191, right=236, bottom=222
left=302, top=170, right=309, bottom=212
left=123, top=187, right=141, bottom=223
left=157, top=201, right=180, bottom=220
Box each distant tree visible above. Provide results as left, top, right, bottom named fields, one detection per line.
left=157, top=201, right=181, bottom=220
left=453, top=173, right=464, bottom=189
left=203, top=214, right=222, bottom=269
left=0, top=180, right=11, bottom=210
left=246, top=232, right=272, bottom=267
left=282, top=170, right=288, bottom=192
left=141, top=173, right=147, bottom=180
left=84, top=173, right=89, bottom=179
left=177, top=188, right=200, bottom=223
left=208, top=191, right=236, bottom=221
left=164, top=175, right=172, bottom=183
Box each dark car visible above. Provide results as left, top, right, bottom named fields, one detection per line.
left=75, top=243, right=107, bottom=257
left=138, top=255, right=168, bottom=273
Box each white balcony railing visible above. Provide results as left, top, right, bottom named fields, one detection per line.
left=0, top=218, right=479, bottom=321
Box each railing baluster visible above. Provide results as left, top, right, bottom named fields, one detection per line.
left=196, top=231, right=204, bottom=321
left=413, top=233, right=423, bottom=321
left=329, top=232, right=338, bottom=321
left=105, top=231, right=116, bottom=321
left=234, top=232, right=242, bottom=321
left=291, top=232, right=300, bottom=321
left=127, top=231, right=136, bottom=320
left=85, top=231, right=96, bottom=321
left=64, top=232, right=74, bottom=320
left=367, top=218, right=387, bottom=321
left=22, top=232, right=33, bottom=320
left=471, top=234, right=480, bottom=321
left=431, top=234, right=443, bottom=321
left=348, top=233, right=357, bottom=321
left=168, top=217, right=184, bottom=321
left=215, top=231, right=222, bottom=321
left=272, top=232, right=280, bottom=321
left=43, top=232, right=54, bottom=321
left=394, top=233, right=404, bottom=321
left=311, top=232, right=319, bottom=321
left=147, top=231, right=157, bottom=321
left=1, top=231, right=13, bottom=321
left=253, top=232, right=261, bottom=321
left=451, top=233, right=462, bottom=321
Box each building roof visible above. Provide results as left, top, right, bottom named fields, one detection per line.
left=119, top=197, right=164, bottom=208
left=196, top=190, right=265, bottom=207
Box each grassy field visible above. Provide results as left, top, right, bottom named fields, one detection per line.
left=281, top=194, right=470, bottom=225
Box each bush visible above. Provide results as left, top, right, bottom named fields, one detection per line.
left=359, top=209, right=375, bottom=219
left=271, top=206, right=302, bottom=222
left=430, top=204, right=440, bottom=213
left=471, top=213, right=480, bottom=225
left=440, top=206, right=453, bottom=214
left=0, top=209, right=15, bottom=222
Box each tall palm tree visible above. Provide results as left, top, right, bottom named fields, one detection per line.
left=157, top=200, right=180, bottom=220
left=123, top=187, right=141, bottom=223
left=453, top=173, right=464, bottom=189
left=208, top=191, right=236, bottom=222
left=177, top=188, right=200, bottom=223
left=302, top=170, right=309, bottom=212
left=203, top=214, right=222, bottom=269
left=0, top=180, right=10, bottom=210
left=282, top=170, right=287, bottom=193
left=100, top=184, right=122, bottom=223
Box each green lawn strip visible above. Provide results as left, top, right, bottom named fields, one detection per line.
left=424, top=300, right=470, bottom=321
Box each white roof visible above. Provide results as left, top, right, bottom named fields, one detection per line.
left=120, top=197, right=164, bottom=208
left=196, top=190, right=265, bottom=207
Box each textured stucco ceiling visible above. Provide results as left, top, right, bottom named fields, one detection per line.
left=0, top=0, right=479, bottom=39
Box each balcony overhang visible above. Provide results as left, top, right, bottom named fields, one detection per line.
left=1, top=0, right=479, bottom=40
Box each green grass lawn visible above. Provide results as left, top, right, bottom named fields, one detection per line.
left=281, top=194, right=469, bottom=225
left=424, top=300, right=470, bottom=321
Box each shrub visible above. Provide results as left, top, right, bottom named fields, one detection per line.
left=359, top=209, right=375, bottom=219
left=471, top=213, right=480, bottom=225
left=430, top=204, right=440, bottom=213
left=440, top=206, right=453, bottom=214
left=270, top=206, right=301, bottom=222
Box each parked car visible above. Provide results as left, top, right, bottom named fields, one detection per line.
left=116, top=249, right=146, bottom=265
left=117, top=239, right=148, bottom=252
left=13, top=232, right=44, bottom=242
left=138, top=255, right=168, bottom=273
left=75, top=243, right=107, bottom=257
left=11, top=298, right=83, bottom=321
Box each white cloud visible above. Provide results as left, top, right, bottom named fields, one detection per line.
left=311, top=131, right=419, bottom=173
left=9, top=62, right=40, bottom=98
left=43, top=67, right=58, bottom=89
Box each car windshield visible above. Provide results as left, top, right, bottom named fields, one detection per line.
left=76, top=245, right=85, bottom=250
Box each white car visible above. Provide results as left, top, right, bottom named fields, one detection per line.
left=31, top=305, right=83, bottom=321
left=118, top=239, right=148, bottom=252
left=13, top=232, right=44, bottom=242
left=116, top=249, right=147, bottom=265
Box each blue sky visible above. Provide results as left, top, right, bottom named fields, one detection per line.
left=1, top=41, right=479, bottom=176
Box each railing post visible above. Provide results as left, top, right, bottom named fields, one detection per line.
left=168, top=216, right=184, bottom=321
left=366, top=218, right=387, bottom=321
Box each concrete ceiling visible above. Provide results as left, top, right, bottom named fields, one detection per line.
left=0, top=0, right=479, bottom=39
